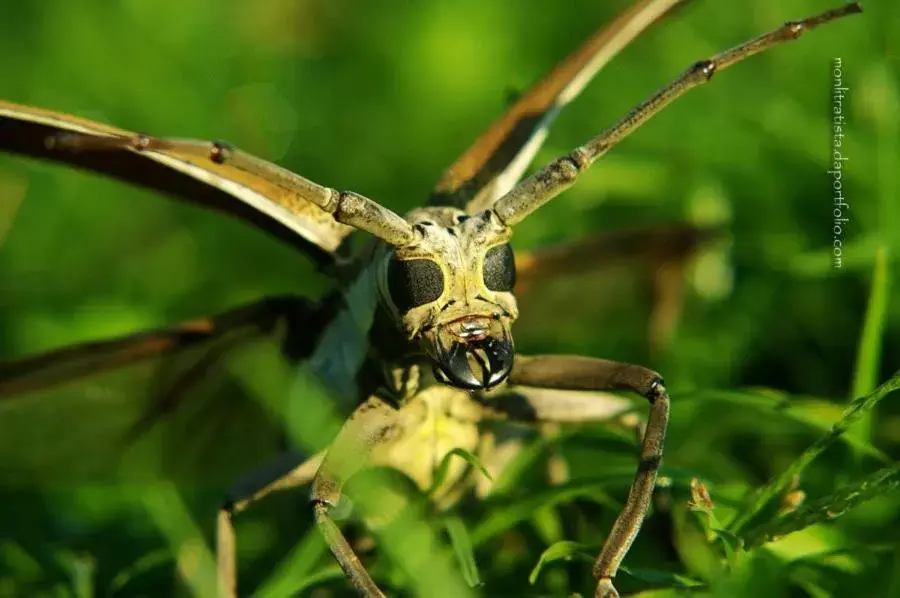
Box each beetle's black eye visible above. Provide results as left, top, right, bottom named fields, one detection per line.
left=387, top=256, right=444, bottom=313
left=483, top=243, right=515, bottom=292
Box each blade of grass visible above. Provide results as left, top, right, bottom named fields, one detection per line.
left=350, top=469, right=476, bottom=598
left=257, top=528, right=328, bottom=598
left=888, top=544, right=900, bottom=598
left=529, top=541, right=594, bottom=584
left=847, top=245, right=890, bottom=443
left=620, top=566, right=706, bottom=590
left=0, top=542, right=43, bottom=584
left=58, top=552, right=94, bottom=598
left=729, top=370, right=900, bottom=535
left=489, top=425, right=636, bottom=497
left=527, top=541, right=705, bottom=590
left=742, top=460, right=900, bottom=548
left=442, top=515, right=482, bottom=588
left=137, top=482, right=218, bottom=597
left=428, top=448, right=491, bottom=497
left=283, top=565, right=346, bottom=594
left=679, top=389, right=888, bottom=462
left=472, top=480, right=618, bottom=546
left=109, top=550, right=172, bottom=596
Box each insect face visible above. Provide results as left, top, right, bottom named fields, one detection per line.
left=379, top=207, right=519, bottom=389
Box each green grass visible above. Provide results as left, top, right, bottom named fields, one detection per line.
left=1, top=0, right=898, bottom=596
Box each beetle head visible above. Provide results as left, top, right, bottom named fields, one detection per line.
left=378, top=207, right=518, bottom=390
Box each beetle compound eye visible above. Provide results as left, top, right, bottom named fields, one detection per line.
left=387, top=257, right=444, bottom=313
left=482, top=243, right=515, bottom=292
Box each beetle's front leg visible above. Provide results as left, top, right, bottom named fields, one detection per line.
left=310, top=396, right=400, bottom=598
left=506, top=355, right=670, bottom=598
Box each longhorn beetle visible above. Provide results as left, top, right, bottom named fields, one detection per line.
left=0, top=1, right=862, bottom=596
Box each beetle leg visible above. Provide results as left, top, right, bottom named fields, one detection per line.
left=309, top=396, right=401, bottom=598
left=495, top=355, right=669, bottom=598
left=217, top=450, right=324, bottom=598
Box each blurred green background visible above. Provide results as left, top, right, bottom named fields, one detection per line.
left=0, top=0, right=897, bottom=596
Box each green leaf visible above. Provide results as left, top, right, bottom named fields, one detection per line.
left=109, top=550, right=172, bottom=596
left=442, top=515, right=482, bottom=588
left=530, top=505, right=565, bottom=545
left=742, top=461, right=900, bottom=548
left=620, top=566, right=706, bottom=589
left=711, top=529, right=743, bottom=566
left=729, top=370, right=900, bottom=535
left=530, top=541, right=706, bottom=591
left=428, top=448, right=492, bottom=497
left=488, top=426, right=635, bottom=497
left=529, top=541, right=595, bottom=584
left=472, top=480, right=618, bottom=546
